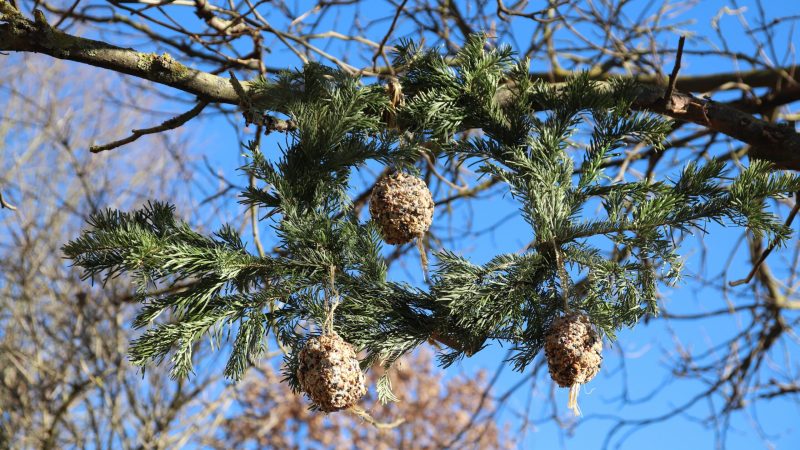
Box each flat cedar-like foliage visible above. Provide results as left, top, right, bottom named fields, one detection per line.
left=64, top=35, right=800, bottom=403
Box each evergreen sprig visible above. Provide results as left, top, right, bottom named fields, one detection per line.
left=65, top=35, right=800, bottom=397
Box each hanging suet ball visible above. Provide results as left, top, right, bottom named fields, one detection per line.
left=296, top=333, right=366, bottom=412
left=544, top=313, right=603, bottom=388
left=369, top=172, right=434, bottom=245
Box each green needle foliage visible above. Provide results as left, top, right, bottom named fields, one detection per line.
left=64, top=35, right=800, bottom=401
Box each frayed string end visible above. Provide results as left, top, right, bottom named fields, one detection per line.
left=416, top=236, right=429, bottom=281
left=568, top=383, right=582, bottom=416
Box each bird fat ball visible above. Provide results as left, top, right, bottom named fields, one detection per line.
left=544, top=313, right=603, bottom=388
left=369, top=172, right=434, bottom=245
left=297, top=333, right=366, bottom=412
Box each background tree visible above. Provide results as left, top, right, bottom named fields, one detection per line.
left=0, top=54, right=234, bottom=450
left=3, top=0, right=800, bottom=448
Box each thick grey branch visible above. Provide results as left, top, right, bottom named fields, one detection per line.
left=0, top=6, right=242, bottom=103
left=532, top=66, right=800, bottom=93
left=632, top=84, right=800, bottom=170
left=2, top=5, right=799, bottom=168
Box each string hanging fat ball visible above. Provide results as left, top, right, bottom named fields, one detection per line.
left=544, top=313, right=603, bottom=415
left=296, top=333, right=366, bottom=412
left=369, top=172, right=435, bottom=245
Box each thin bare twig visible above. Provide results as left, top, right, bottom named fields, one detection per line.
left=664, top=35, right=687, bottom=110
left=0, top=190, right=17, bottom=211
left=371, top=0, right=408, bottom=74
left=89, top=99, right=209, bottom=152
left=347, top=405, right=406, bottom=429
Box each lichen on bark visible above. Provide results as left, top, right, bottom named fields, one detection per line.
left=136, top=52, right=190, bottom=81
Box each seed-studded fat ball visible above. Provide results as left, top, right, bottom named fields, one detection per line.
left=369, top=172, right=435, bottom=245
left=296, top=333, right=366, bottom=412
left=544, top=313, right=603, bottom=388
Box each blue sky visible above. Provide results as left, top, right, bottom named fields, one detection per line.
left=6, top=0, right=800, bottom=448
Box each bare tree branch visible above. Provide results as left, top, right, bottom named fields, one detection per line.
left=3, top=4, right=799, bottom=168
left=90, top=99, right=209, bottom=153
left=0, top=5, right=243, bottom=103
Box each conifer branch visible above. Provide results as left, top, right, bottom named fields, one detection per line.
left=63, top=35, right=800, bottom=387
left=730, top=191, right=800, bottom=286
